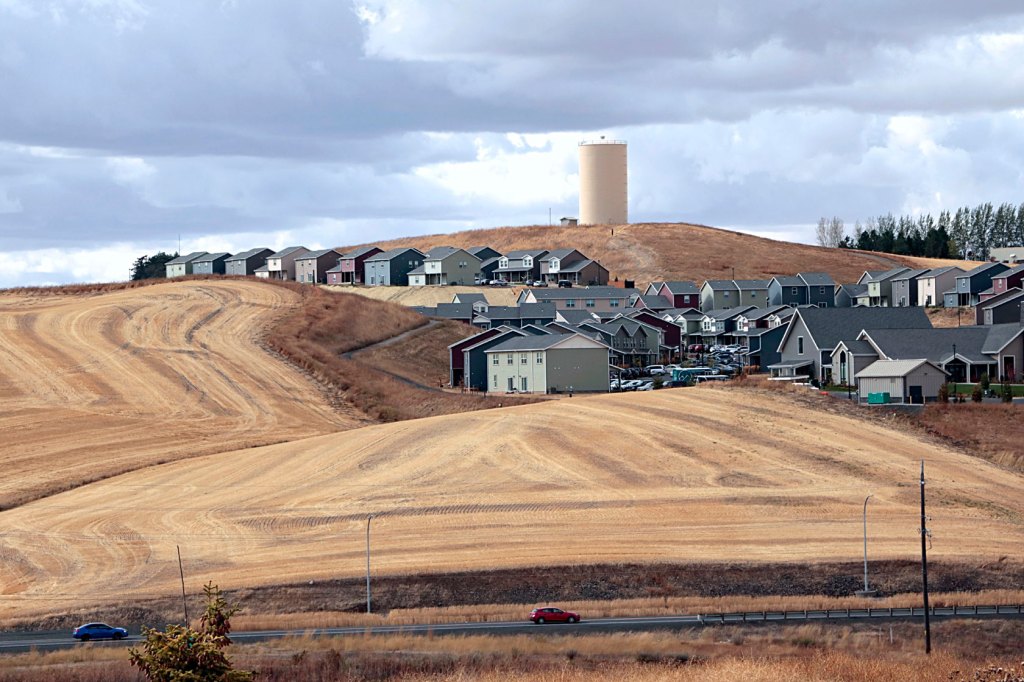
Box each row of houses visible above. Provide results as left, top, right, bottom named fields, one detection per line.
left=164, top=245, right=610, bottom=287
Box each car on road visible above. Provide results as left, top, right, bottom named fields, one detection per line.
left=529, top=607, right=581, bottom=624
left=72, top=623, right=128, bottom=641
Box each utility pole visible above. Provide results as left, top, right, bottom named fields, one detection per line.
left=177, top=545, right=188, bottom=626
left=364, top=512, right=372, bottom=614
left=857, top=494, right=876, bottom=596
left=920, top=460, right=932, bottom=654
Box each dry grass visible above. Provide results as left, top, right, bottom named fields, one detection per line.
left=354, top=318, right=478, bottom=387
left=909, top=404, right=1024, bottom=472
left=328, top=284, right=522, bottom=308
left=339, top=222, right=974, bottom=286
left=928, top=306, right=975, bottom=328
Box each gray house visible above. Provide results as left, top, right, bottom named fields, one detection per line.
left=266, top=246, right=311, bottom=281
left=519, top=286, right=638, bottom=314
left=733, top=280, right=772, bottom=309
left=493, top=249, right=549, bottom=283
left=165, top=252, right=208, bottom=278
left=409, top=246, right=481, bottom=286
left=768, top=275, right=807, bottom=306
left=364, top=248, right=424, bottom=286
left=539, top=249, right=609, bottom=285
left=769, top=306, right=932, bottom=383
left=856, top=359, right=948, bottom=404
left=483, top=333, right=611, bottom=394
left=225, top=248, right=274, bottom=276
left=295, top=248, right=342, bottom=284
left=467, top=245, right=502, bottom=262
left=916, top=266, right=964, bottom=307
left=579, top=317, right=662, bottom=366
left=700, top=280, right=739, bottom=311
left=834, top=283, right=868, bottom=308
left=954, top=262, right=1010, bottom=306
left=449, top=326, right=526, bottom=389
left=890, top=269, right=930, bottom=307
left=865, top=267, right=910, bottom=307
left=801, top=273, right=837, bottom=306
left=191, top=252, right=232, bottom=275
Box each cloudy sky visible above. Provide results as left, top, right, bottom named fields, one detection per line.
left=2, top=1, right=1023, bottom=286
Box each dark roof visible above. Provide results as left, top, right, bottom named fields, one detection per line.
left=556, top=309, right=602, bottom=325
left=703, top=280, right=738, bottom=290
left=891, top=268, right=930, bottom=281
left=504, top=249, right=548, bottom=259
left=862, top=327, right=990, bottom=363
left=868, top=267, right=911, bottom=282
left=340, top=246, right=380, bottom=259
left=733, top=279, right=771, bottom=290
left=192, top=252, right=231, bottom=263
left=798, top=272, right=836, bottom=286
left=407, top=265, right=426, bottom=275
left=919, top=266, right=963, bottom=278
left=527, top=286, right=637, bottom=300
left=269, top=246, right=307, bottom=258
left=959, top=262, right=1008, bottom=277
left=453, top=293, right=488, bottom=305
left=167, top=251, right=207, bottom=265
left=297, top=248, right=340, bottom=260
left=474, top=303, right=556, bottom=321
left=741, top=305, right=790, bottom=321
left=580, top=318, right=656, bottom=336
left=225, top=248, right=272, bottom=262
left=839, top=283, right=869, bottom=297
left=661, top=281, right=700, bottom=294
left=835, top=339, right=878, bottom=356
left=703, top=306, right=755, bottom=321
left=424, top=246, right=462, bottom=259
left=772, top=275, right=804, bottom=287
left=558, top=258, right=602, bottom=273
left=793, top=306, right=932, bottom=352
left=632, top=294, right=673, bottom=309
left=541, top=248, right=578, bottom=261
left=994, top=263, right=1024, bottom=279
left=485, top=333, right=600, bottom=353
left=520, top=324, right=554, bottom=335
left=479, top=256, right=500, bottom=268
left=982, top=323, right=1024, bottom=354
left=366, top=247, right=424, bottom=261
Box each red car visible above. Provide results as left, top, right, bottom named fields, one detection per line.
left=529, top=606, right=580, bottom=624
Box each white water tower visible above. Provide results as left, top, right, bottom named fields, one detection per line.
left=579, top=137, right=628, bottom=225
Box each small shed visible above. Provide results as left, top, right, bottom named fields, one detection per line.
left=560, top=217, right=578, bottom=227
left=856, top=359, right=947, bottom=404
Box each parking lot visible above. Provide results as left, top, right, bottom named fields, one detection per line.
left=610, top=345, right=746, bottom=391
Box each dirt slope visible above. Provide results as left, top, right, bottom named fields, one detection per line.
left=2, top=386, right=1020, bottom=621
left=341, top=222, right=976, bottom=286
left=0, top=280, right=357, bottom=509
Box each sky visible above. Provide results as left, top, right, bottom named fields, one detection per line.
left=1, top=1, right=1024, bottom=286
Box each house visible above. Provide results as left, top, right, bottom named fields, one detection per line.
left=983, top=323, right=1024, bottom=381
left=483, top=333, right=612, bottom=394
left=916, top=266, right=964, bottom=307
left=769, top=307, right=932, bottom=383
left=413, top=303, right=475, bottom=324
left=768, top=276, right=807, bottom=306
left=452, top=326, right=528, bottom=391
left=800, top=273, right=837, bottom=307
left=733, top=280, right=773, bottom=309
left=191, top=252, right=232, bottom=276
left=834, top=283, right=868, bottom=308
left=628, top=293, right=673, bottom=311
left=976, top=289, right=1024, bottom=325
left=988, top=263, right=1024, bottom=298
left=890, top=269, right=930, bottom=307
left=855, top=360, right=948, bottom=404
left=295, top=249, right=342, bottom=284
left=478, top=256, right=501, bottom=283
left=829, top=339, right=881, bottom=386
left=265, top=246, right=311, bottom=281
left=734, top=306, right=791, bottom=334
left=990, top=246, right=1024, bottom=263
left=700, top=306, right=756, bottom=346
left=539, top=249, right=584, bottom=282
left=472, top=303, right=557, bottom=329
left=865, top=267, right=910, bottom=307
left=493, top=250, right=549, bottom=283
left=327, top=246, right=382, bottom=285
left=253, top=264, right=270, bottom=279
left=539, top=249, right=608, bottom=285
left=742, top=325, right=788, bottom=371
left=164, top=252, right=208, bottom=278
left=578, top=318, right=662, bottom=367
left=856, top=326, right=998, bottom=383
left=467, top=246, right=501, bottom=262
left=364, top=248, right=424, bottom=286
left=225, top=248, right=274, bottom=276
left=700, top=280, right=739, bottom=311
left=452, top=292, right=489, bottom=306
left=942, top=289, right=959, bottom=309
left=655, top=281, right=701, bottom=309
left=954, top=262, right=1010, bottom=306
left=627, top=309, right=685, bottom=360
left=659, top=308, right=705, bottom=344
left=519, top=286, right=637, bottom=314
left=409, top=246, right=482, bottom=286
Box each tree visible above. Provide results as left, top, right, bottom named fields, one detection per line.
left=971, top=383, right=983, bottom=403
left=938, top=382, right=949, bottom=404
left=815, top=217, right=829, bottom=247
left=132, top=252, right=177, bottom=280
left=130, top=582, right=253, bottom=682
left=1002, top=379, right=1013, bottom=403
left=826, top=217, right=845, bottom=248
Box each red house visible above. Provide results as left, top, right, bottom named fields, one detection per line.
left=447, top=327, right=506, bottom=388
left=327, top=246, right=382, bottom=285
left=625, top=310, right=684, bottom=361
left=657, top=281, right=701, bottom=309
left=988, top=263, right=1024, bottom=298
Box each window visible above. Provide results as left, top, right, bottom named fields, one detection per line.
left=724, top=291, right=730, bottom=298
left=792, top=287, right=799, bottom=295
left=508, top=377, right=514, bottom=391
left=585, top=299, right=595, bottom=308
left=819, top=286, right=826, bottom=295
left=566, top=299, right=576, bottom=308
left=521, top=376, right=528, bottom=391
left=610, top=299, right=619, bottom=307
left=492, top=355, right=499, bottom=365
left=798, top=336, right=805, bottom=354
left=523, top=257, right=532, bottom=267
left=520, top=353, right=528, bottom=364
left=507, top=353, right=513, bottom=365
left=536, top=352, right=543, bottom=364
left=493, top=374, right=497, bottom=388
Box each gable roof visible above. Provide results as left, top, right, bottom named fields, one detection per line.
left=268, top=246, right=307, bottom=259
left=982, top=323, right=1024, bottom=354
left=407, top=264, right=426, bottom=275
left=703, top=280, right=738, bottom=291
left=632, top=294, right=673, bottom=309
left=733, top=279, right=772, bottom=290
left=296, top=248, right=339, bottom=260
left=540, top=248, right=579, bottom=261
left=772, top=275, right=804, bottom=287
left=555, top=309, right=603, bottom=325
left=703, top=306, right=756, bottom=321
left=740, top=305, right=791, bottom=321
left=798, top=272, right=836, bottom=286
left=484, top=332, right=608, bottom=353
left=959, top=262, right=1009, bottom=278
left=474, top=303, right=557, bottom=321
left=225, top=247, right=272, bottom=262
left=459, top=327, right=528, bottom=353
left=660, top=281, right=700, bottom=294
left=856, top=359, right=947, bottom=379
left=890, top=268, right=930, bottom=282
left=167, top=251, right=207, bottom=265
left=366, top=247, right=424, bottom=261
left=993, top=263, right=1024, bottom=279
left=834, top=339, right=878, bottom=356
left=339, top=246, right=380, bottom=259
left=423, top=246, right=463, bottom=260
left=860, top=326, right=991, bottom=363
left=503, top=249, right=548, bottom=259
left=867, top=267, right=912, bottom=283
left=452, top=293, right=488, bottom=305
left=559, top=259, right=603, bottom=274
left=192, top=252, right=231, bottom=263
left=526, top=286, right=637, bottom=301
left=918, top=265, right=963, bottom=279
left=466, top=246, right=500, bottom=257
left=781, top=306, right=932, bottom=354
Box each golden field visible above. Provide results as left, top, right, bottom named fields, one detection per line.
left=0, top=277, right=1020, bottom=622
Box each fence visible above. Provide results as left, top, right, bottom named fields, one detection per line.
left=698, top=604, right=1024, bottom=624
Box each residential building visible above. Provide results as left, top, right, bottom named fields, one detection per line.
left=834, top=283, right=867, bottom=308
left=191, top=252, right=232, bottom=276
left=733, top=279, right=772, bottom=309
left=628, top=293, right=673, bottom=311
left=466, top=246, right=501, bottom=262
left=454, top=327, right=528, bottom=391
left=855, top=359, right=948, bottom=404
left=409, top=246, right=482, bottom=286
left=916, top=266, right=964, bottom=307
left=164, top=252, right=208, bottom=278
left=493, top=249, right=549, bottom=283
left=890, top=269, right=930, bottom=307
left=743, top=325, right=787, bottom=371
left=699, top=306, right=756, bottom=346
left=518, top=286, right=637, bottom=314
left=578, top=318, right=662, bottom=367
left=829, top=339, right=881, bottom=386
left=295, top=249, right=342, bottom=284
left=626, top=309, right=685, bottom=360
left=990, top=246, right=1024, bottom=264
left=538, top=249, right=608, bottom=285
left=988, top=263, right=1024, bottom=298
left=768, top=275, right=807, bottom=306
left=700, top=280, right=739, bottom=311
left=655, top=281, right=701, bottom=309
left=954, top=262, right=1010, bottom=306
left=472, top=303, right=557, bottom=329
left=857, top=326, right=1004, bottom=383
left=483, top=333, right=611, bottom=394
left=800, top=273, right=837, bottom=307
left=327, top=246, right=382, bottom=285
left=865, top=267, right=910, bottom=307
left=265, top=246, right=311, bottom=281
left=364, top=248, right=424, bottom=286
left=977, top=289, right=1024, bottom=326
left=225, top=248, right=273, bottom=277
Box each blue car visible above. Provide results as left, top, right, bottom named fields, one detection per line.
left=72, top=622, right=128, bottom=641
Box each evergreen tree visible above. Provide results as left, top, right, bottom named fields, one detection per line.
left=131, top=252, right=177, bottom=280
left=951, top=207, right=970, bottom=258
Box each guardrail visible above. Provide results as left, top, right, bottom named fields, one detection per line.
left=697, top=604, right=1024, bottom=624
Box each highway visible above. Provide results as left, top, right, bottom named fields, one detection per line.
left=1, top=605, right=1020, bottom=655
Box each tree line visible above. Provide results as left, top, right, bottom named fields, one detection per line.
left=131, top=252, right=177, bottom=280
left=816, top=202, right=1024, bottom=259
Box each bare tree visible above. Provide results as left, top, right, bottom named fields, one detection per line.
left=827, top=216, right=845, bottom=247
left=815, top=217, right=829, bottom=247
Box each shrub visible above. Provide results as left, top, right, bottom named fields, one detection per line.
left=971, top=383, right=983, bottom=403
left=1002, top=380, right=1013, bottom=403
left=938, top=382, right=949, bottom=404
left=980, top=372, right=991, bottom=392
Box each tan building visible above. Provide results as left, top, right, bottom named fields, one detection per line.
left=483, top=333, right=611, bottom=394
left=856, top=359, right=947, bottom=404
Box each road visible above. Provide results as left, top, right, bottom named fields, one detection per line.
left=1, top=605, right=1020, bottom=655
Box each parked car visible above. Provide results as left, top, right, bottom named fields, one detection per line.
left=636, top=381, right=654, bottom=391
left=489, top=279, right=509, bottom=286
left=557, top=280, right=573, bottom=288
left=688, top=344, right=704, bottom=353
left=529, top=607, right=581, bottom=624
left=609, top=379, right=620, bottom=390
left=73, top=623, right=128, bottom=641
left=646, top=365, right=666, bottom=375
left=532, top=280, right=548, bottom=287
left=620, top=379, right=644, bottom=391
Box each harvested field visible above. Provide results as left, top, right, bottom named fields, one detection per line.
left=1, top=386, right=1021, bottom=623
left=0, top=280, right=355, bottom=509
left=340, top=222, right=977, bottom=286
left=326, top=284, right=521, bottom=307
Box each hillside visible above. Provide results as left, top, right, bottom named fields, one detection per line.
left=1, top=385, right=1021, bottom=622
left=342, top=222, right=976, bottom=285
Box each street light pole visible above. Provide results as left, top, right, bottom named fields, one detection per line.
left=366, top=514, right=375, bottom=614
left=857, top=494, right=876, bottom=597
